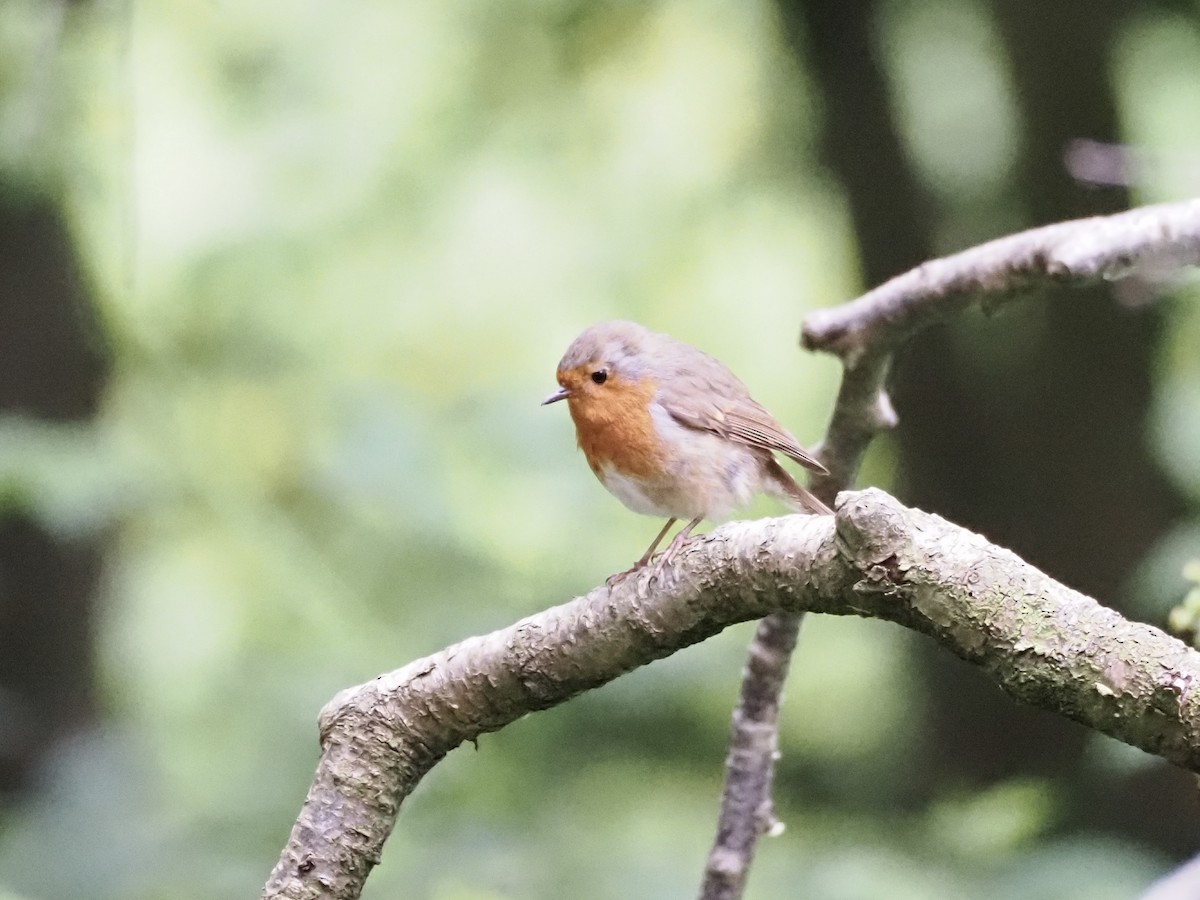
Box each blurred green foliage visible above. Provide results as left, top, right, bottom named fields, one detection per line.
left=0, top=0, right=1197, bottom=897
left=1168, top=561, right=1200, bottom=645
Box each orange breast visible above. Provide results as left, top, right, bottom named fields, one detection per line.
left=568, top=375, right=666, bottom=481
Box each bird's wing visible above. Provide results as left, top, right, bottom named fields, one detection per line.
left=657, top=371, right=828, bottom=475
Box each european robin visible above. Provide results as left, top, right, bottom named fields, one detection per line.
left=543, top=320, right=831, bottom=578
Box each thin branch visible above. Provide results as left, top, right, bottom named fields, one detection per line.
left=699, top=610, right=803, bottom=900
left=263, top=489, right=1200, bottom=899
left=700, top=196, right=1200, bottom=899
left=698, top=355, right=894, bottom=900
left=801, top=197, right=1200, bottom=364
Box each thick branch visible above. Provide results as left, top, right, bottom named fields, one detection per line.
left=263, top=489, right=1200, bottom=899
left=801, top=197, right=1200, bottom=364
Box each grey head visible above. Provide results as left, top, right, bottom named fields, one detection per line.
left=555, top=320, right=658, bottom=381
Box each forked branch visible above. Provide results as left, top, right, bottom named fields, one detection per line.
left=263, top=199, right=1200, bottom=900
left=699, top=197, right=1200, bottom=899
left=264, top=489, right=1200, bottom=899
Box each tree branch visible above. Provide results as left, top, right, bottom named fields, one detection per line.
left=698, top=353, right=895, bottom=900
left=699, top=196, right=1200, bottom=899
left=699, top=609, right=803, bottom=898
left=263, top=198, right=1200, bottom=899
left=801, top=197, right=1200, bottom=364
left=262, top=489, right=1200, bottom=899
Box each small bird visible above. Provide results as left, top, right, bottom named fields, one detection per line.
left=543, top=320, right=831, bottom=578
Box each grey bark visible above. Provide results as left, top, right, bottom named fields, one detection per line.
left=263, top=488, right=1200, bottom=899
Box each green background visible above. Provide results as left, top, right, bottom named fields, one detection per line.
left=1, top=1, right=1199, bottom=898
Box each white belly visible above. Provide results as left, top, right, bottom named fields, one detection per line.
left=598, top=464, right=677, bottom=517
left=596, top=406, right=766, bottom=521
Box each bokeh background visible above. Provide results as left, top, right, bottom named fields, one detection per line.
left=2, top=1, right=1200, bottom=898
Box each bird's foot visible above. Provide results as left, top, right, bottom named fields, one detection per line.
left=604, top=563, right=644, bottom=589
left=645, top=530, right=697, bottom=584
left=606, top=517, right=703, bottom=589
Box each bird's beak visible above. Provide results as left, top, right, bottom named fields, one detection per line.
left=542, top=386, right=569, bottom=406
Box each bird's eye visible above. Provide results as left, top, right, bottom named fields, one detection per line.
left=591, top=369, right=608, bottom=385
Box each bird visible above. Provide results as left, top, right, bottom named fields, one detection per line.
left=543, top=320, right=831, bottom=579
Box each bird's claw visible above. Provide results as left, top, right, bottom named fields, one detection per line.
left=604, top=565, right=641, bottom=589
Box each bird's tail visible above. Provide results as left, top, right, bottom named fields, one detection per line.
left=764, top=457, right=833, bottom=516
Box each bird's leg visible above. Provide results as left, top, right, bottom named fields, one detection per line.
left=605, top=518, right=677, bottom=588
left=648, top=515, right=704, bottom=581
left=636, top=518, right=678, bottom=568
